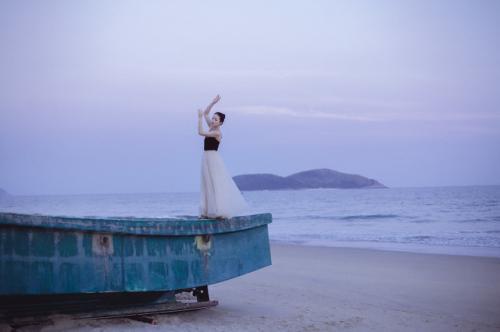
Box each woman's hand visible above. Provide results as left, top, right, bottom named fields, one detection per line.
left=211, top=94, right=221, bottom=105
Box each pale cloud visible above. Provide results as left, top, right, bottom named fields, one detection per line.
left=223, top=105, right=388, bottom=122
left=223, top=105, right=500, bottom=124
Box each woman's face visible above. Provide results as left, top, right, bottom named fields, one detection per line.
left=211, top=114, right=221, bottom=127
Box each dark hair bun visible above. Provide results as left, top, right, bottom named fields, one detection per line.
left=215, top=112, right=225, bottom=124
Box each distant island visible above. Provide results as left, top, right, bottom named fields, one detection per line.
left=233, top=168, right=387, bottom=191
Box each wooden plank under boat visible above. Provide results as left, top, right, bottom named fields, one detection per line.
left=0, top=212, right=272, bottom=322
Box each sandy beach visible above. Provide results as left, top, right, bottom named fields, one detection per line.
left=6, top=244, right=500, bottom=332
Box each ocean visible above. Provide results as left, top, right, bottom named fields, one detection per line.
left=1, top=186, right=499, bottom=257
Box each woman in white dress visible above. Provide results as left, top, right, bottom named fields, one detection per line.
left=197, top=95, right=249, bottom=219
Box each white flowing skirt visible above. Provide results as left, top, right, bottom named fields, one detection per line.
left=200, top=150, right=249, bottom=218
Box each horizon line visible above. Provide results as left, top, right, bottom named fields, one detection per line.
left=2, top=184, right=500, bottom=197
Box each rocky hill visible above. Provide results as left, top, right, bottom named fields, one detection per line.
left=233, top=168, right=387, bottom=191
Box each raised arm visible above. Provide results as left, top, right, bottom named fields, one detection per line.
left=203, top=94, right=221, bottom=126
left=198, top=109, right=221, bottom=138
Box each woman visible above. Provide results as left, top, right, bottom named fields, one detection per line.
left=197, top=95, right=249, bottom=219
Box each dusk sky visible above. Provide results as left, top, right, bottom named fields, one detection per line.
left=1, top=0, right=499, bottom=195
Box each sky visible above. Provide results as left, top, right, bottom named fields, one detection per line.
left=1, top=0, right=499, bottom=195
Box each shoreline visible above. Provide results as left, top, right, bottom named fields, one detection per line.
left=270, top=239, right=500, bottom=258
left=11, top=243, right=500, bottom=332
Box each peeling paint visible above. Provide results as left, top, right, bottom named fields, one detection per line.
left=194, top=235, right=212, bottom=252
left=92, top=234, right=114, bottom=256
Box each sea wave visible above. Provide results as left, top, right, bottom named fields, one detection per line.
left=339, top=214, right=400, bottom=220
left=271, top=233, right=500, bottom=249
left=278, top=214, right=402, bottom=221
left=455, top=217, right=500, bottom=223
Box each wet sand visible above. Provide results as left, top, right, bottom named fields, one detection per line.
left=6, top=244, right=500, bottom=332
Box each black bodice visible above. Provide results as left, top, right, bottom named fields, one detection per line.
left=204, top=137, right=220, bottom=151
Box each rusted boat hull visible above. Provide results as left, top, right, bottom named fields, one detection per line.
left=0, top=213, right=272, bottom=295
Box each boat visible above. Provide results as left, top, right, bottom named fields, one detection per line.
left=0, top=212, right=272, bottom=324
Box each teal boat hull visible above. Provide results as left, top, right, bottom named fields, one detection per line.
left=0, top=213, right=272, bottom=295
